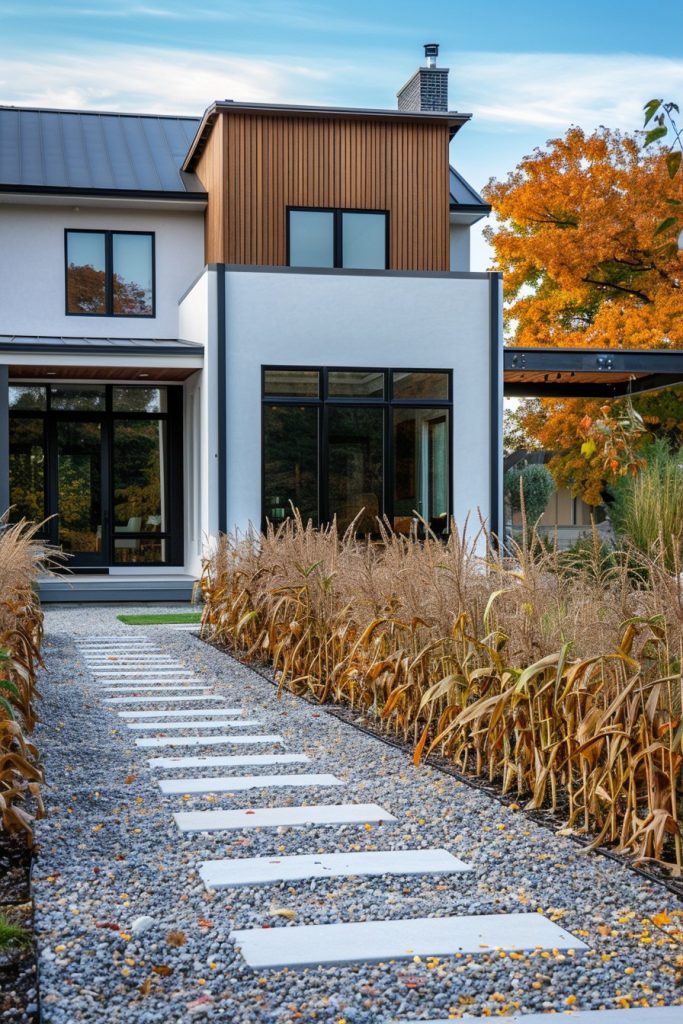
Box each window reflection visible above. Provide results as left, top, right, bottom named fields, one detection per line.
left=392, top=372, right=449, bottom=401
left=393, top=408, right=450, bottom=536
left=341, top=212, right=386, bottom=270
left=288, top=211, right=334, bottom=268
left=328, top=406, right=383, bottom=535
left=263, top=405, right=318, bottom=525
left=9, top=385, right=46, bottom=410
left=9, top=418, right=45, bottom=523
left=66, top=230, right=154, bottom=317
left=66, top=231, right=106, bottom=314
left=263, top=370, right=319, bottom=398
left=328, top=371, right=384, bottom=399
left=113, top=234, right=153, bottom=315
left=50, top=384, right=106, bottom=412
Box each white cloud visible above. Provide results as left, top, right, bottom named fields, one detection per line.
left=0, top=43, right=681, bottom=139
left=0, top=47, right=331, bottom=113
left=452, top=52, right=683, bottom=133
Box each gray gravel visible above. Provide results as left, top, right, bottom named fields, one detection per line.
left=32, top=604, right=683, bottom=1023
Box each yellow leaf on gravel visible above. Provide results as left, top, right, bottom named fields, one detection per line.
left=652, top=912, right=672, bottom=927
left=268, top=903, right=297, bottom=921
left=167, top=931, right=187, bottom=947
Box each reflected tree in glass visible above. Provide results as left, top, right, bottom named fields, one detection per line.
left=263, top=406, right=318, bottom=525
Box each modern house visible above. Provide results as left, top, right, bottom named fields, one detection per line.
left=0, top=45, right=497, bottom=601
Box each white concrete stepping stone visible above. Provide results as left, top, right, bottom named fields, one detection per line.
left=118, top=708, right=243, bottom=719
left=86, top=660, right=183, bottom=668
left=402, top=1009, right=683, bottom=1024
left=159, top=772, right=343, bottom=795
left=100, top=687, right=211, bottom=695
left=148, top=753, right=310, bottom=769
left=174, top=803, right=395, bottom=833
left=137, top=734, right=284, bottom=749
left=126, top=719, right=261, bottom=730
left=230, top=912, right=586, bottom=969
left=89, top=667, right=194, bottom=675
left=83, top=651, right=171, bottom=657
left=105, top=695, right=225, bottom=705
left=200, top=848, right=469, bottom=889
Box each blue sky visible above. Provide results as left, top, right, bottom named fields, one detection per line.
left=2, top=1, right=683, bottom=267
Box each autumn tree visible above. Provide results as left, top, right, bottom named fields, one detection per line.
left=484, top=126, right=683, bottom=505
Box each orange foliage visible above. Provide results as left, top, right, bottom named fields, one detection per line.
left=484, top=126, right=683, bottom=501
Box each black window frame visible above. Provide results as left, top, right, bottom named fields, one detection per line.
left=286, top=208, right=389, bottom=270
left=64, top=229, right=156, bottom=318
left=261, top=366, right=452, bottom=533
left=8, top=383, right=183, bottom=567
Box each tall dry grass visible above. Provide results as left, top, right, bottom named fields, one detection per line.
left=201, top=514, right=683, bottom=876
left=0, top=516, right=61, bottom=841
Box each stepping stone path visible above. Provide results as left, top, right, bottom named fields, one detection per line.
left=54, top=629, right=680, bottom=1023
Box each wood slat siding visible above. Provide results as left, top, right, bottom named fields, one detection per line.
left=195, top=112, right=451, bottom=270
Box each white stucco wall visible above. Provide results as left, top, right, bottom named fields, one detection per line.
left=178, top=269, right=219, bottom=576
left=0, top=204, right=204, bottom=337
left=450, top=223, right=471, bottom=272
left=221, top=268, right=494, bottom=538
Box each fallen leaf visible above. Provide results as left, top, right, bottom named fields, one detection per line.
left=152, top=965, right=174, bottom=977
left=268, top=902, right=297, bottom=921
left=124, top=775, right=136, bottom=785
left=139, top=977, right=153, bottom=996
left=167, top=930, right=187, bottom=947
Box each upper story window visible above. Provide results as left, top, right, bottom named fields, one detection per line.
left=287, top=209, right=388, bottom=270
left=65, top=230, right=155, bottom=317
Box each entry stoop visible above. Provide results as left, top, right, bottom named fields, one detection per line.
left=37, top=573, right=198, bottom=603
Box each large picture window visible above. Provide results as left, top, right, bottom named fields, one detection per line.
left=262, top=367, right=451, bottom=536
left=65, top=230, right=155, bottom=317
left=287, top=209, right=388, bottom=270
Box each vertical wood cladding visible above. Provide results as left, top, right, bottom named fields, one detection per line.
left=195, top=113, right=451, bottom=271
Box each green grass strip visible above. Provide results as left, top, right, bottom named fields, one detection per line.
left=116, top=612, right=202, bottom=626
left=0, top=915, right=30, bottom=952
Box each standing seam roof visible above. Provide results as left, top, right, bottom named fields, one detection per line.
left=0, top=107, right=202, bottom=193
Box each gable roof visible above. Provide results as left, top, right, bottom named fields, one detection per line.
left=449, top=166, right=490, bottom=214
left=0, top=106, right=205, bottom=199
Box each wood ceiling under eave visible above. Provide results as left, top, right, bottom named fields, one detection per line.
left=7, top=365, right=199, bottom=381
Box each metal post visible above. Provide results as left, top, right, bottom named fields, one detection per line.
left=0, top=365, right=9, bottom=517
left=489, top=273, right=504, bottom=545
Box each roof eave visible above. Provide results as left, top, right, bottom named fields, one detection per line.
left=182, top=101, right=471, bottom=172
left=0, top=184, right=207, bottom=202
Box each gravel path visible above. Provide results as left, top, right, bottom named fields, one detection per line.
left=32, top=605, right=683, bottom=1023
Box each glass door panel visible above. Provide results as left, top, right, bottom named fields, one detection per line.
left=9, top=418, right=46, bottom=524
left=263, top=405, right=319, bottom=526
left=113, top=419, right=167, bottom=563
left=327, top=407, right=383, bottom=535
left=393, top=408, right=450, bottom=536
left=56, top=420, right=104, bottom=560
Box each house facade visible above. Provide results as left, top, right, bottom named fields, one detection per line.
left=0, top=47, right=499, bottom=600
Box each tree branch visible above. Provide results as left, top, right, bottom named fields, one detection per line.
left=581, top=277, right=652, bottom=303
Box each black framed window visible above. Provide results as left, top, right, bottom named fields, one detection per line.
left=287, top=209, right=388, bottom=270
left=262, top=367, right=452, bottom=536
left=65, top=230, right=155, bottom=317
left=8, top=384, right=182, bottom=566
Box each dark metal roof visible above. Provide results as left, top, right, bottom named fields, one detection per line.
left=0, top=106, right=205, bottom=198
left=0, top=335, right=204, bottom=356
left=504, top=347, right=683, bottom=398
left=449, top=166, right=490, bottom=213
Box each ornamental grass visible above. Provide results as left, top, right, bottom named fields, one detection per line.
left=200, top=513, right=683, bottom=876
left=0, top=516, right=60, bottom=841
